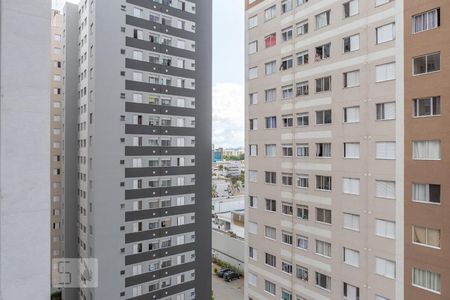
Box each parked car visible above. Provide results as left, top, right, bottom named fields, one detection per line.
left=223, top=271, right=240, bottom=282
left=217, top=268, right=231, bottom=278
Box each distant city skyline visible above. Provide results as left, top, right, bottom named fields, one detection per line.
left=52, top=0, right=245, bottom=149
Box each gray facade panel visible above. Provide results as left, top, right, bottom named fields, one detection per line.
left=125, top=261, right=196, bottom=287
left=126, top=0, right=197, bottom=22
left=126, top=58, right=195, bottom=79
left=125, top=204, right=196, bottom=222
left=125, top=146, right=195, bottom=156
left=125, top=124, right=195, bottom=136
left=125, top=166, right=196, bottom=178
left=126, top=15, right=196, bottom=41
left=125, top=243, right=195, bottom=265
left=125, top=80, right=196, bottom=98
left=126, top=37, right=196, bottom=60
left=125, top=102, right=196, bottom=117
left=125, top=223, right=196, bottom=243
left=125, top=185, right=196, bottom=200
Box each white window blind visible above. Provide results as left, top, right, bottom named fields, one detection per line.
left=249, top=92, right=258, bottom=105
left=248, top=15, right=258, bottom=29
left=376, top=23, right=396, bottom=44
left=413, top=9, right=439, bottom=33
left=376, top=219, right=396, bottom=239
left=376, top=62, right=396, bottom=82
left=316, top=11, right=330, bottom=29
left=248, top=67, right=258, bottom=79
left=249, top=144, right=258, bottom=157
left=376, top=142, right=396, bottom=159
left=344, top=248, right=360, bottom=267
left=375, top=257, right=396, bottom=279
left=344, top=143, right=360, bottom=158
left=343, top=178, right=360, bottom=195
left=376, top=180, right=396, bottom=199
left=345, top=70, right=360, bottom=88
left=249, top=41, right=258, bottom=54
left=265, top=144, right=277, bottom=156
left=248, top=272, right=257, bottom=287
left=377, top=102, right=396, bottom=120
left=412, top=140, right=441, bottom=160
left=343, top=213, right=360, bottom=231
left=344, top=106, right=360, bottom=123
left=249, top=170, right=257, bottom=182
left=248, top=221, right=258, bottom=234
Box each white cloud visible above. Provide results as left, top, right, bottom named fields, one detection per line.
left=212, top=83, right=245, bottom=149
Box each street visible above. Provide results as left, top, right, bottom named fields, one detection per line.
left=212, top=270, right=244, bottom=300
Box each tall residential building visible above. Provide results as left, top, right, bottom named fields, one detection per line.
left=245, top=0, right=404, bottom=299
left=51, top=9, right=64, bottom=260
left=404, top=1, right=449, bottom=299
left=0, top=0, right=51, bottom=299
left=61, top=0, right=212, bottom=299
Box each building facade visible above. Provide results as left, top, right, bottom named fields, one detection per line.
left=61, top=0, right=212, bottom=299
left=245, top=0, right=404, bottom=299
left=0, top=0, right=51, bottom=299
left=404, top=1, right=449, bottom=298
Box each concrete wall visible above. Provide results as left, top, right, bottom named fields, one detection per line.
left=0, top=0, right=51, bottom=299
left=212, top=229, right=245, bottom=272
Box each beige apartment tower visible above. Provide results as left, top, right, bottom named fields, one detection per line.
left=245, top=0, right=404, bottom=299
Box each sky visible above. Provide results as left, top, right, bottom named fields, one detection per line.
left=52, top=0, right=245, bottom=149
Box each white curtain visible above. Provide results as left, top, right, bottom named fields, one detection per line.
left=344, top=248, right=359, bottom=267
left=376, top=142, right=396, bottom=159
left=344, top=213, right=359, bottom=230
left=377, top=23, right=395, bottom=43
left=266, top=144, right=276, bottom=156
left=376, top=62, right=396, bottom=82
left=345, top=143, right=360, bottom=158
left=350, top=34, right=360, bottom=51
left=413, top=140, right=441, bottom=160
left=349, top=0, right=359, bottom=16
left=343, top=178, right=360, bottom=195
left=384, top=102, right=396, bottom=119
left=413, top=268, right=441, bottom=292
left=413, top=183, right=428, bottom=201
left=345, top=106, right=360, bottom=122
left=346, top=71, right=360, bottom=87
left=316, top=12, right=328, bottom=28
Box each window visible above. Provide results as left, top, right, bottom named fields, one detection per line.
left=376, top=142, right=396, bottom=159
left=412, top=267, right=441, bottom=293
left=265, top=253, right=276, bottom=267
left=297, top=51, right=309, bottom=65
left=343, top=213, right=360, bottom=231
left=343, top=34, right=360, bottom=52
left=282, top=85, right=293, bottom=100
left=264, top=33, right=276, bottom=48
left=249, top=144, right=258, bottom=157
left=281, top=0, right=292, bottom=13
left=248, top=221, right=258, bottom=234
left=343, top=0, right=359, bottom=18
left=316, top=110, right=332, bottom=124
left=343, top=178, right=360, bottom=195
left=316, top=76, right=332, bottom=92
left=344, top=106, right=360, bottom=123
left=265, top=225, right=277, bottom=239
left=413, top=226, right=440, bottom=248
left=297, top=113, right=309, bottom=126
left=249, top=92, right=258, bottom=105
left=316, top=143, right=331, bottom=158
left=376, top=23, right=395, bottom=44
left=315, top=43, right=331, bottom=60
left=296, top=81, right=309, bottom=96
left=265, top=88, right=277, bottom=102
left=249, top=196, right=257, bottom=208
left=265, top=172, right=276, bottom=184
left=315, top=272, right=331, bottom=290
left=412, top=183, right=440, bottom=204
left=316, top=208, right=332, bottom=224
left=376, top=62, right=395, bottom=82
left=281, top=56, right=293, bottom=70
left=297, top=205, right=309, bottom=219
left=133, top=50, right=143, bottom=60
left=296, top=144, right=309, bottom=157
left=282, top=116, right=293, bottom=128
left=249, top=246, right=257, bottom=260
left=133, top=7, right=142, bottom=17
left=282, top=173, right=293, bottom=186
left=282, top=144, right=293, bottom=156
left=297, top=235, right=308, bottom=250
left=249, top=170, right=257, bottom=183
left=376, top=180, right=396, bottom=199
left=248, top=272, right=257, bottom=286
left=297, top=20, right=309, bottom=35
left=413, top=53, right=440, bottom=75
left=343, top=282, right=360, bottom=300
left=413, top=96, right=440, bottom=117
left=249, top=118, right=258, bottom=130
left=248, top=67, right=258, bottom=79
left=297, top=175, right=309, bottom=189
left=316, top=175, right=332, bottom=191
left=265, top=199, right=277, bottom=212
left=376, top=219, right=396, bottom=239
left=376, top=102, right=396, bottom=120
left=316, top=240, right=332, bottom=257
left=133, top=29, right=143, bottom=40
left=265, top=144, right=277, bottom=156
left=344, top=143, right=360, bottom=159
left=249, top=41, right=258, bottom=54
left=248, top=15, right=258, bottom=29
left=315, top=11, right=331, bottom=29
left=282, top=261, right=293, bottom=275
left=133, top=72, right=143, bottom=82
left=413, top=140, right=440, bottom=160
left=265, top=116, right=277, bottom=129
left=375, top=257, right=396, bottom=279
left=344, top=248, right=360, bottom=267
left=264, top=5, right=276, bottom=21
left=344, top=70, right=360, bottom=88
left=413, top=9, right=440, bottom=33
left=282, top=27, right=293, bottom=42
left=264, top=60, right=276, bottom=75
left=296, top=265, right=308, bottom=281
left=282, top=203, right=293, bottom=215
left=265, top=280, right=276, bottom=295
